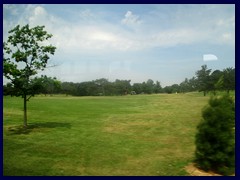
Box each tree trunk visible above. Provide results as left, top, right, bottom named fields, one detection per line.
left=23, top=94, right=27, bottom=127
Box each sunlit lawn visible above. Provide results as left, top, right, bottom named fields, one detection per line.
left=3, top=92, right=225, bottom=175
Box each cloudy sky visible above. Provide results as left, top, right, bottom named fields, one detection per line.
left=3, top=4, right=235, bottom=86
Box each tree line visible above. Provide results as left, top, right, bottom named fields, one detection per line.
left=3, top=65, right=235, bottom=97
left=166, top=65, right=235, bottom=95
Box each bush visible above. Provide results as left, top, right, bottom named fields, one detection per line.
left=195, top=95, right=235, bottom=175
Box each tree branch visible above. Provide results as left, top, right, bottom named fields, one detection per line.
left=46, top=64, right=59, bottom=68
left=26, top=95, right=32, bottom=101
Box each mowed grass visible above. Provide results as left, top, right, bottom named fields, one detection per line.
left=3, top=92, right=223, bottom=176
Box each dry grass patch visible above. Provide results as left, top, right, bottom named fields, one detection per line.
left=185, top=163, right=228, bottom=176
left=103, top=114, right=161, bottom=134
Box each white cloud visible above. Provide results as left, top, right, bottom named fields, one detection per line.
left=28, top=6, right=48, bottom=26
left=34, top=6, right=46, bottom=16
left=216, top=16, right=235, bottom=28
left=3, top=4, right=19, bottom=15
left=79, top=9, right=95, bottom=20
left=149, top=28, right=199, bottom=48
left=50, top=25, right=137, bottom=53
left=222, top=33, right=232, bottom=40
left=3, top=5, right=235, bottom=54
left=203, top=54, right=218, bottom=61
left=121, top=11, right=142, bottom=26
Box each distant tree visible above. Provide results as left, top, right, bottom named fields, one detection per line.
left=132, top=83, right=143, bottom=94
left=61, top=82, right=77, bottom=96
left=163, top=86, right=173, bottom=94
left=145, top=79, right=154, bottom=94
left=196, top=65, right=212, bottom=96
left=94, top=78, right=109, bottom=95
left=179, top=78, right=190, bottom=93
left=189, top=77, right=198, bottom=91
left=114, top=79, right=131, bottom=95
left=222, top=68, right=235, bottom=94
left=103, top=81, right=116, bottom=96
left=3, top=24, right=56, bottom=127
left=171, top=84, right=180, bottom=93
left=33, top=76, right=61, bottom=95
left=195, top=95, right=235, bottom=175
left=76, top=81, right=97, bottom=96
left=179, top=77, right=198, bottom=93
left=153, top=81, right=162, bottom=93
left=214, top=75, right=224, bottom=92
left=209, top=70, right=223, bottom=95
left=88, top=81, right=99, bottom=96
left=141, top=82, right=148, bottom=94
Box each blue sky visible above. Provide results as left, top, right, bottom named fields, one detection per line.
left=3, top=4, right=235, bottom=86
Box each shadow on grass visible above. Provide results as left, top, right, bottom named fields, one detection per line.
left=7, top=122, right=71, bottom=135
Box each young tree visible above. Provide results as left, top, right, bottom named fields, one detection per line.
left=196, top=65, right=212, bottom=96
left=195, top=95, right=235, bottom=175
left=3, top=24, right=56, bottom=127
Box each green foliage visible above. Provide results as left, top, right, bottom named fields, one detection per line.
left=214, top=75, right=224, bottom=91
left=3, top=24, right=56, bottom=97
left=222, top=68, right=235, bottom=93
left=192, top=65, right=235, bottom=96
left=59, top=79, right=163, bottom=96
left=195, top=95, right=235, bottom=175
left=32, top=76, right=61, bottom=95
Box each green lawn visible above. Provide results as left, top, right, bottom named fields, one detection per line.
left=3, top=92, right=229, bottom=176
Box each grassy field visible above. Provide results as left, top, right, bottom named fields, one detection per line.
left=3, top=92, right=233, bottom=176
